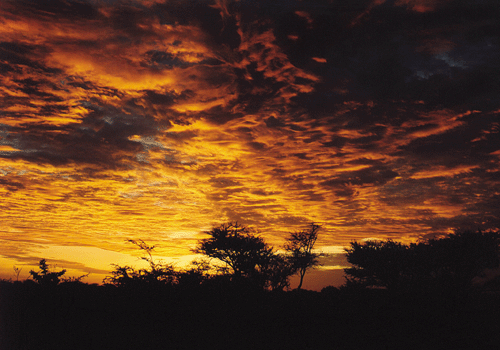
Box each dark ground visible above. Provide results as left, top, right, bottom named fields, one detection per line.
left=2, top=280, right=500, bottom=350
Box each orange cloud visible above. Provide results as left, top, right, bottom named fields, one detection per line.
left=312, top=57, right=327, bottom=63
left=395, top=0, right=451, bottom=12
left=1, top=0, right=498, bottom=290
left=295, top=11, right=313, bottom=27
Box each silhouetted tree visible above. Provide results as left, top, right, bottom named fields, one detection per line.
left=285, top=223, right=322, bottom=290
left=344, top=240, right=411, bottom=290
left=176, top=259, right=211, bottom=288
left=29, top=259, right=66, bottom=286
left=262, top=253, right=295, bottom=291
left=194, top=223, right=289, bottom=290
left=13, top=265, right=22, bottom=282
left=424, top=230, right=500, bottom=291
left=344, top=229, right=500, bottom=294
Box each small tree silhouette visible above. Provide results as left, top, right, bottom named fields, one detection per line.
left=29, top=259, right=66, bottom=286
left=285, top=223, right=322, bottom=290
left=13, top=265, right=22, bottom=282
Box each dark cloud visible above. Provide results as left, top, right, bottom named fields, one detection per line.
left=209, top=177, right=241, bottom=188
left=268, top=0, right=500, bottom=109
left=1, top=99, right=162, bottom=168
left=201, top=105, right=244, bottom=125
left=107, top=4, right=153, bottom=37
left=15, top=78, right=64, bottom=100
left=248, top=141, right=266, bottom=151
left=334, top=185, right=357, bottom=198
left=321, top=165, right=399, bottom=188
left=293, top=153, right=311, bottom=160
left=321, top=137, right=348, bottom=150
left=142, top=50, right=189, bottom=70
left=150, top=0, right=241, bottom=49
left=11, top=0, right=101, bottom=21
left=0, top=177, right=25, bottom=191
left=396, top=113, right=500, bottom=170
left=251, top=189, right=282, bottom=197
left=265, top=116, right=287, bottom=129
left=378, top=178, right=442, bottom=206
left=0, top=41, right=59, bottom=74
left=0, top=42, right=37, bottom=67
left=140, top=89, right=195, bottom=108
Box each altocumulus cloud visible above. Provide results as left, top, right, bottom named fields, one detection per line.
left=0, top=0, right=499, bottom=287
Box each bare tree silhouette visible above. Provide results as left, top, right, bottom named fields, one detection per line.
left=13, top=265, right=22, bottom=282
left=285, top=223, right=322, bottom=290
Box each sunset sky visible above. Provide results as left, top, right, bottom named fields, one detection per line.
left=1, top=0, right=499, bottom=289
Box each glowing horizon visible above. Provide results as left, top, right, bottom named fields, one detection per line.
left=1, top=0, right=499, bottom=289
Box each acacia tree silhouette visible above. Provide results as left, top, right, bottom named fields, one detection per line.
left=284, top=223, right=322, bottom=290
left=194, top=223, right=291, bottom=290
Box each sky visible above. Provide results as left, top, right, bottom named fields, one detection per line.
left=0, top=0, right=499, bottom=290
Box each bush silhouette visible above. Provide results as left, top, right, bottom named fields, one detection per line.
left=104, top=239, right=176, bottom=288
left=29, top=259, right=66, bottom=286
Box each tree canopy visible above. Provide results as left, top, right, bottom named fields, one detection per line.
left=344, top=229, right=500, bottom=294
left=194, top=223, right=279, bottom=289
